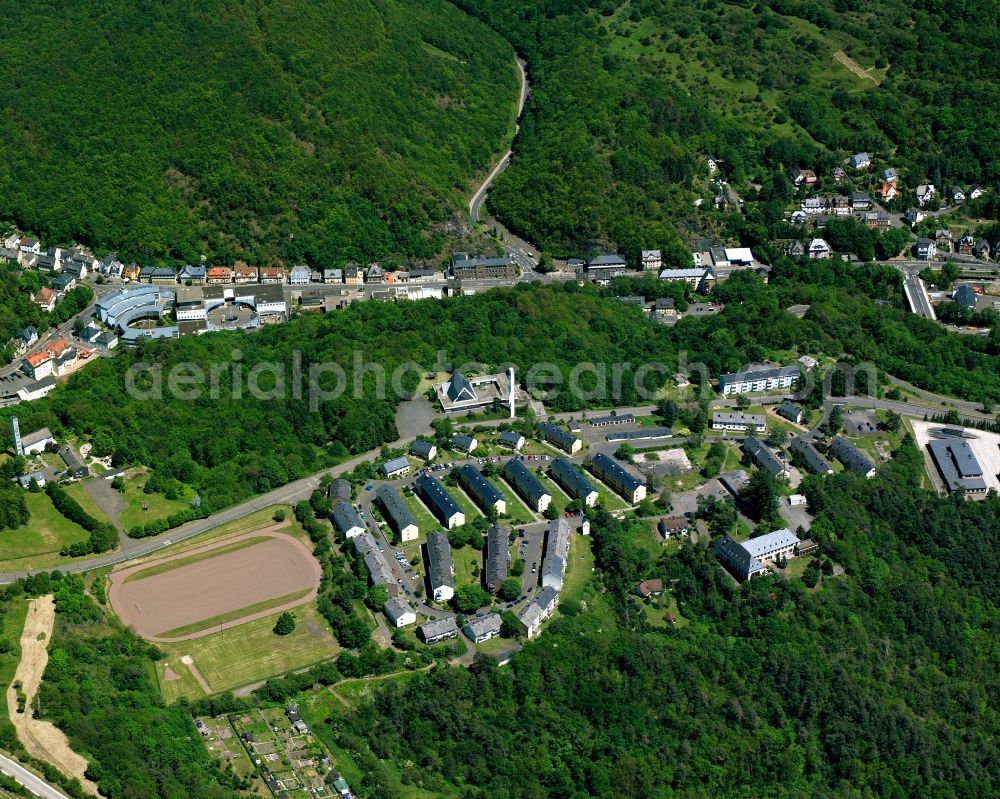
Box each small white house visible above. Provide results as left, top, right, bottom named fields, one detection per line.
left=383, top=597, right=416, bottom=628
left=788, top=494, right=807, bottom=506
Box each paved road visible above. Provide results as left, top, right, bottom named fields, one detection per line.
left=0, top=753, right=71, bottom=799
left=0, top=439, right=417, bottom=583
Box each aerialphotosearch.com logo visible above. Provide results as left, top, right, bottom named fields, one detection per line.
left=124, top=349, right=879, bottom=410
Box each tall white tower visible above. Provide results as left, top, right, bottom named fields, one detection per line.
left=508, top=367, right=516, bottom=419
left=10, top=417, right=23, bottom=457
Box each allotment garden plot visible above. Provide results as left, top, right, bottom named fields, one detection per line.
left=108, top=525, right=321, bottom=641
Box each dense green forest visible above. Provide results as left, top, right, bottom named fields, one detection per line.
left=0, top=0, right=517, bottom=264
left=4, top=273, right=1000, bottom=512
left=457, top=0, right=1000, bottom=257
left=342, top=441, right=999, bottom=798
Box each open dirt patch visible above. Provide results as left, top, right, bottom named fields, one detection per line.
left=109, top=528, right=321, bottom=642
left=6, top=596, right=100, bottom=796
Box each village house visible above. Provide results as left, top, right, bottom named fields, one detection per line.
left=383, top=596, right=416, bottom=628
left=452, top=433, right=477, bottom=454
left=179, top=264, right=206, bottom=284
left=640, top=249, right=662, bottom=271
left=464, top=614, right=503, bottom=644
left=288, top=265, right=311, bottom=285
left=635, top=579, right=663, bottom=598
left=657, top=516, right=689, bottom=539
left=791, top=167, right=817, bottom=186
left=259, top=266, right=286, bottom=284
left=849, top=152, right=871, bottom=170
left=498, top=430, right=525, bottom=451
left=915, top=184, right=936, bottom=206
left=410, top=440, right=437, bottom=461
left=915, top=238, right=937, bottom=260
left=808, top=238, right=832, bottom=259
left=206, top=266, right=233, bottom=284
left=232, top=262, right=258, bottom=284
left=380, top=456, right=410, bottom=479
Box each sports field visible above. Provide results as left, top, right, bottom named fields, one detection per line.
left=109, top=525, right=321, bottom=641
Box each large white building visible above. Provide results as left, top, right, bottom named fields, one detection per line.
left=715, top=528, right=801, bottom=581
left=718, top=365, right=799, bottom=395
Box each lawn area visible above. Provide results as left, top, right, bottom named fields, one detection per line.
left=155, top=602, right=340, bottom=701
left=560, top=534, right=594, bottom=605
left=489, top=475, right=537, bottom=523
left=622, top=518, right=667, bottom=560
left=445, top=483, right=484, bottom=525
left=451, top=544, right=481, bottom=587
left=118, top=469, right=195, bottom=531
left=0, top=491, right=92, bottom=572
left=63, top=481, right=112, bottom=525
left=582, top=471, right=629, bottom=511
left=399, top=491, right=443, bottom=536
left=532, top=471, right=569, bottom=515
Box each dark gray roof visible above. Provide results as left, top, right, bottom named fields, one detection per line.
left=742, top=436, right=786, bottom=477
left=954, top=285, right=976, bottom=308
left=452, top=433, right=476, bottom=451
left=415, top=473, right=462, bottom=525
left=411, top=440, right=436, bottom=458
left=790, top=436, right=832, bottom=475
left=777, top=400, right=802, bottom=422
left=445, top=371, right=476, bottom=403
left=504, top=458, right=550, bottom=506
left=332, top=500, right=364, bottom=534
left=539, top=422, right=578, bottom=450
left=588, top=254, right=626, bottom=267
left=550, top=458, right=597, bottom=500
left=485, top=525, right=510, bottom=591
left=590, top=452, right=643, bottom=492
left=425, top=531, right=454, bottom=593
left=418, top=616, right=458, bottom=642
left=499, top=430, right=523, bottom=447
left=327, top=478, right=351, bottom=500
left=927, top=439, right=987, bottom=493
left=458, top=464, right=503, bottom=511
left=376, top=484, right=417, bottom=535
left=831, top=436, right=876, bottom=476
left=605, top=427, right=673, bottom=442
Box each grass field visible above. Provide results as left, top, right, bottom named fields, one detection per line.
left=63, top=482, right=112, bottom=525
left=155, top=601, right=340, bottom=701
left=399, top=491, right=444, bottom=536
left=532, top=471, right=570, bottom=515
left=124, top=536, right=269, bottom=583
left=487, top=476, right=535, bottom=524
left=446, top=483, right=484, bottom=525
left=0, top=492, right=92, bottom=571
left=118, top=471, right=194, bottom=531
left=451, top=545, right=481, bottom=587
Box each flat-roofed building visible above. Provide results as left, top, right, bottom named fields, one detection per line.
left=458, top=464, right=505, bottom=515
left=718, top=365, right=799, bottom=395
left=589, top=452, right=646, bottom=503
left=425, top=531, right=455, bottom=601
left=484, top=525, right=510, bottom=593
left=376, top=484, right=419, bottom=542
left=503, top=458, right=551, bottom=513
left=539, top=422, right=581, bottom=454
left=550, top=458, right=598, bottom=506
left=831, top=436, right=876, bottom=478
left=927, top=438, right=988, bottom=498
left=415, top=474, right=465, bottom=529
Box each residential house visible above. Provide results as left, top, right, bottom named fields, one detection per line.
left=881, top=168, right=897, bottom=181
left=951, top=186, right=966, bottom=204
left=880, top=181, right=897, bottom=201
left=232, top=262, right=258, bottom=284
left=790, top=435, right=833, bottom=475
left=498, top=430, right=525, bottom=451
left=452, top=433, right=477, bottom=454
left=51, top=273, right=76, bottom=292
left=636, top=579, right=664, bottom=598
left=915, top=184, right=936, bottom=206
left=832, top=195, right=850, bottom=216
left=259, top=266, right=286, bottom=284
left=14, top=471, right=46, bottom=490
left=518, top=585, right=559, bottom=639
left=178, top=264, right=206, bottom=284
left=95, top=331, right=118, bottom=350
left=18, top=238, right=41, bottom=257
left=718, top=365, right=799, bottom=395
left=550, top=457, right=598, bottom=506
left=331, top=500, right=365, bottom=539
left=33, top=252, right=59, bottom=272
left=380, top=456, right=410, bottom=479
left=22, top=350, right=54, bottom=380
left=376, top=484, right=419, bottom=542
left=415, top=474, right=465, bottom=529
left=584, top=254, right=627, bottom=283
left=904, top=208, right=927, bottom=228
left=354, top=532, right=395, bottom=587
left=121, top=263, right=141, bottom=281
left=320, top=268, right=341, bottom=285
left=935, top=229, right=954, bottom=252
left=16, top=376, right=55, bottom=402
left=791, top=168, right=817, bottom=186
left=365, top=264, right=386, bottom=284
left=850, top=192, right=872, bottom=210
left=410, top=440, right=437, bottom=461
left=589, top=452, right=646, bottom=503
left=808, top=238, right=832, bottom=259
left=915, top=238, right=936, bottom=260
left=715, top=528, right=801, bottom=581
left=657, top=517, right=689, bottom=539
left=801, top=197, right=827, bottom=215
left=59, top=445, right=89, bottom=478
left=640, top=249, right=662, bottom=271
left=484, top=525, right=510, bottom=593
left=863, top=212, right=891, bottom=231
left=19, top=426, right=56, bottom=455
left=458, top=464, right=505, bottom=516
left=974, top=240, right=992, bottom=260
left=968, top=185, right=984, bottom=200
left=288, top=265, right=311, bottom=285
left=343, top=265, right=362, bottom=285
left=418, top=616, right=459, bottom=645
left=831, top=436, right=876, bottom=478
left=719, top=469, right=750, bottom=497
left=790, top=210, right=808, bottom=225
left=655, top=297, right=678, bottom=318
left=15, top=325, right=38, bottom=353
left=830, top=166, right=846, bottom=183
left=206, top=266, right=233, bottom=284
left=504, top=458, right=551, bottom=513
left=383, top=596, right=416, bottom=627
left=785, top=241, right=806, bottom=258
left=464, top=614, right=503, bottom=644
left=956, top=235, right=976, bottom=255
left=538, top=422, right=582, bottom=454
left=425, top=531, right=455, bottom=601
left=849, top=152, right=871, bottom=170
left=712, top=412, right=766, bottom=432
left=742, top=436, right=789, bottom=479
left=776, top=400, right=804, bottom=425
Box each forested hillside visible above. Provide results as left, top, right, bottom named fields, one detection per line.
left=457, top=0, right=1000, bottom=257
left=345, top=442, right=1000, bottom=798
left=0, top=0, right=517, bottom=263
